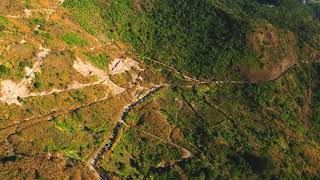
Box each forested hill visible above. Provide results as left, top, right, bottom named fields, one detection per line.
left=0, top=0, right=320, bottom=179
left=92, top=0, right=320, bottom=80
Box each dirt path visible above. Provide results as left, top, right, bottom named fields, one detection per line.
left=86, top=85, right=164, bottom=179
left=88, top=58, right=320, bottom=177
left=0, top=83, right=189, bottom=179
left=1, top=94, right=114, bottom=179
left=1, top=56, right=317, bottom=178
left=141, top=56, right=209, bottom=84
left=0, top=45, right=51, bottom=105
left=84, top=83, right=194, bottom=179
left=0, top=56, right=126, bottom=104
left=139, top=127, right=192, bottom=159
left=0, top=3, right=62, bottom=105
left=1, top=1, right=320, bottom=178
left=137, top=55, right=320, bottom=85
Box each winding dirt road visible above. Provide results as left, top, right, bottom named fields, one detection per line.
left=86, top=85, right=166, bottom=179
left=1, top=2, right=320, bottom=179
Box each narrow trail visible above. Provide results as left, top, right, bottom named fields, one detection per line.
left=3, top=77, right=111, bottom=101
left=136, top=125, right=192, bottom=159
left=0, top=84, right=191, bottom=179
left=137, top=54, right=320, bottom=85
left=86, top=84, right=193, bottom=179
left=0, top=45, right=51, bottom=105
left=118, top=122, right=192, bottom=170
left=3, top=6, right=59, bottom=19
left=0, top=81, right=115, bottom=131
left=0, top=51, right=125, bottom=104
left=0, top=84, right=162, bottom=179
left=142, top=56, right=208, bottom=84
left=203, top=96, right=233, bottom=121
left=0, top=57, right=318, bottom=178
left=87, top=85, right=165, bottom=179
left=0, top=3, right=63, bottom=105
left=0, top=91, right=112, bottom=132
left=1, top=2, right=320, bottom=179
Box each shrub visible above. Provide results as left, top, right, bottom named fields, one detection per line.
left=85, top=53, right=110, bottom=70
left=63, top=0, right=106, bottom=35
left=61, top=32, right=88, bottom=46
left=33, top=82, right=42, bottom=89
left=0, top=65, right=8, bottom=77
left=33, top=73, right=42, bottom=89
left=0, top=16, right=9, bottom=31
left=30, top=18, right=45, bottom=27
left=24, top=0, right=31, bottom=8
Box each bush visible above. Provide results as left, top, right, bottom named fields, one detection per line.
left=29, top=18, right=45, bottom=28
left=85, top=53, right=110, bottom=70
left=63, top=0, right=106, bottom=35
left=61, top=32, right=88, bottom=46
left=33, top=73, right=42, bottom=89
left=33, top=82, right=41, bottom=89
left=0, top=16, right=9, bottom=31
left=0, top=65, right=8, bottom=77
left=34, top=30, right=52, bottom=41
left=24, top=0, right=31, bottom=8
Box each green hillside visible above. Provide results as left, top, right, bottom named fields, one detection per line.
left=97, top=0, right=320, bottom=80
left=0, top=0, right=319, bottom=179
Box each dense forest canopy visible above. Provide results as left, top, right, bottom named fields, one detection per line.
left=95, top=0, right=320, bottom=80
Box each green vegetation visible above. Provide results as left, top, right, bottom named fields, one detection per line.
left=71, top=90, right=88, bottom=103
left=18, top=61, right=31, bottom=69
left=85, top=53, right=110, bottom=70
left=0, top=16, right=9, bottom=32
left=309, top=2, right=320, bottom=19
left=0, top=65, right=8, bottom=77
left=41, top=116, right=92, bottom=161
left=310, top=66, right=320, bottom=136
left=100, top=64, right=320, bottom=178
left=97, top=0, right=320, bottom=80
left=24, top=0, right=31, bottom=8
left=63, top=0, right=106, bottom=35
left=86, top=1, right=320, bottom=174
left=99, top=0, right=254, bottom=79
left=34, top=30, right=52, bottom=42
left=61, top=32, right=88, bottom=46
left=29, top=18, right=45, bottom=28
left=98, top=116, right=182, bottom=178
left=29, top=18, right=52, bottom=41
left=248, top=0, right=320, bottom=49
left=1, top=0, right=320, bottom=179
left=33, top=73, right=42, bottom=89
